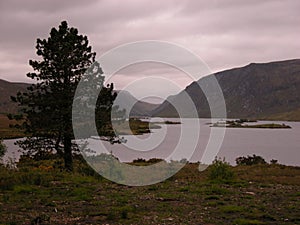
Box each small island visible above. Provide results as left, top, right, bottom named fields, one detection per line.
left=112, top=119, right=181, bottom=136
left=113, top=118, right=162, bottom=135
left=211, top=119, right=291, bottom=129
left=242, top=123, right=292, bottom=129
left=164, top=120, right=181, bottom=124
left=154, top=120, right=181, bottom=125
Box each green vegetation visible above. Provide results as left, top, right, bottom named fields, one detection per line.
left=154, top=120, right=181, bottom=125
left=0, top=114, right=25, bottom=139
left=98, top=118, right=183, bottom=136
left=208, top=158, right=235, bottom=182
left=236, top=155, right=267, bottom=166
left=0, top=157, right=299, bottom=224
left=164, top=120, right=181, bottom=124
left=243, top=123, right=291, bottom=129
left=236, top=119, right=258, bottom=123
left=131, top=158, right=165, bottom=165
left=115, top=118, right=161, bottom=135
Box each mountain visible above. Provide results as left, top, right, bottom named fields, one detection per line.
left=114, top=90, right=159, bottom=117
left=0, top=79, right=30, bottom=114
left=152, top=59, right=300, bottom=120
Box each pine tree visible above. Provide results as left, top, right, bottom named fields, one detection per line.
left=10, top=21, right=118, bottom=171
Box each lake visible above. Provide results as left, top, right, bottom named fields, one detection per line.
left=3, top=119, right=300, bottom=166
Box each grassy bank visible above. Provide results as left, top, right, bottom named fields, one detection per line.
left=0, top=158, right=299, bottom=224
left=0, top=116, right=161, bottom=139
left=0, top=114, right=25, bottom=139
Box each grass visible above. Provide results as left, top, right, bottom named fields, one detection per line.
left=220, top=205, right=244, bottom=213
left=0, top=159, right=299, bottom=224
left=0, top=114, right=25, bottom=139
left=233, top=218, right=266, bottom=225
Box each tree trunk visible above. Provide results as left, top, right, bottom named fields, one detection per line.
left=63, top=134, right=73, bottom=172
left=55, top=131, right=63, bottom=157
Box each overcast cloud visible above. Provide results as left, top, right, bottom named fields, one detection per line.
left=0, top=0, right=299, bottom=98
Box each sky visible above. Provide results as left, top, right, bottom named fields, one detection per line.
left=0, top=0, right=299, bottom=101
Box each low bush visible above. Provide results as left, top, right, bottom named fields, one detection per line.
left=236, top=154, right=267, bottom=166
left=208, top=158, right=234, bottom=182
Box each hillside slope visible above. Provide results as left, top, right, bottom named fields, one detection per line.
left=114, top=90, right=158, bottom=117
left=152, top=59, right=300, bottom=120
left=0, top=79, right=29, bottom=114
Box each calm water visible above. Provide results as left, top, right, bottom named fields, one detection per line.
left=3, top=119, right=300, bottom=166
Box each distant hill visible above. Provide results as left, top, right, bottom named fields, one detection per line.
left=114, top=90, right=159, bottom=117
left=152, top=59, right=300, bottom=120
left=0, top=79, right=30, bottom=114
left=0, top=79, right=158, bottom=117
